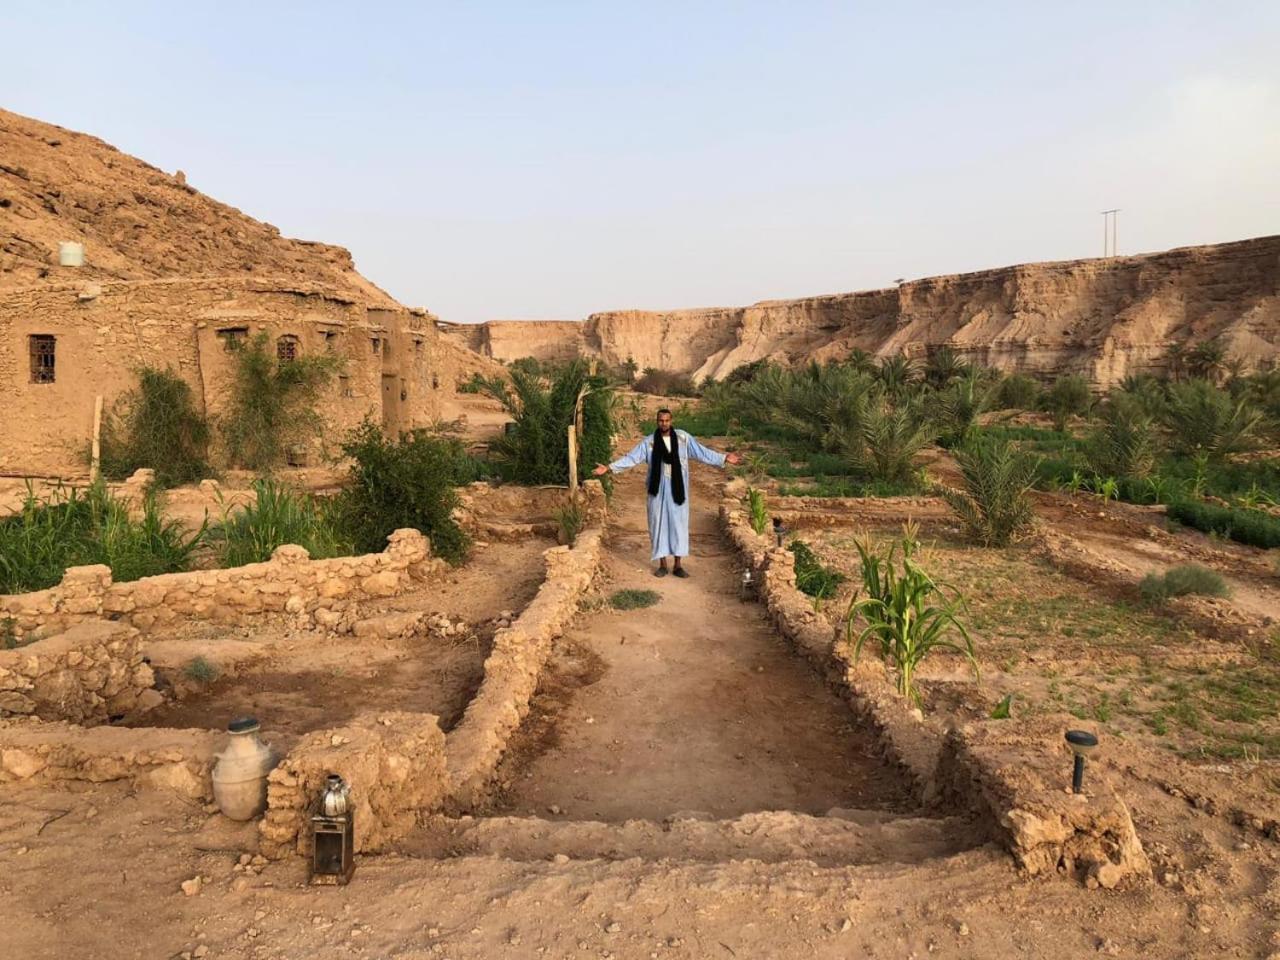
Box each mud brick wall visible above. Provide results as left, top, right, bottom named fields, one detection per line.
left=258, top=711, right=449, bottom=859
left=454, top=481, right=608, bottom=541
left=0, top=528, right=440, bottom=641
left=0, top=621, right=154, bottom=722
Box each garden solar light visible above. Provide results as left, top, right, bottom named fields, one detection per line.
left=772, top=516, right=785, bottom=548
left=1065, top=730, right=1099, bottom=794
left=740, top=567, right=756, bottom=601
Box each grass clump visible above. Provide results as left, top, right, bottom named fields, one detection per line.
left=216, top=478, right=352, bottom=567
left=0, top=482, right=205, bottom=593
left=222, top=332, right=341, bottom=471
left=609, top=588, right=660, bottom=610
left=747, top=487, right=769, bottom=536
left=100, top=366, right=211, bottom=487
left=790, top=540, right=845, bottom=599
left=994, top=373, right=1042, bottom=411
left=1139, top=564, right=1231, bottom=603
left=183, top=656, right=220, bottom=684
left=335, top=420, right=472, bottom=564
left=1165, top=499, right=1280, bottom=549
left=634, top=368, right=699, bottom=397
left=943, top=436, right=1039, bottom=546
left=844, top=527, right=977, bottom=706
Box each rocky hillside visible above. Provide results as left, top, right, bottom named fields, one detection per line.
left=443, top=235, right=1280, bottom=387
left=0, top=108, right=395, bottom=305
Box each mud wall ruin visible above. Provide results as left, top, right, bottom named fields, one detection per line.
left=0, top=276, right=457, bottom=476
left=441, top=234, right=1280, bottom=387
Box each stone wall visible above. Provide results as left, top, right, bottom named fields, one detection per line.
left=718, top=481, right=1150, bottom=887
left=0, top=528, right=440, bottom=641
left=0, top=621, right=155, bottom=722
left=454, top=481, right=606, bottom=541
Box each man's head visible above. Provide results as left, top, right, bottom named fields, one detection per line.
left=656, top=408, right=673, bottom=434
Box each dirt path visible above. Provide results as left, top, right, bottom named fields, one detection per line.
left=496, top=464, right=912, bottom=822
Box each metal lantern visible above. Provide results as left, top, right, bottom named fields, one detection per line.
left=1065, top=730, right=1099, bottom=794
left=310, top=774, right=355, bottom=885
left=772, top=516, right=786, bottom=548
left=739, top=567, right=757, bottom=602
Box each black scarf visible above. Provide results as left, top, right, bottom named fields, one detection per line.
left=647, top=429, right=686, bottom=505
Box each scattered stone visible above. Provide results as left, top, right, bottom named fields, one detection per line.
left=605, top=922, right=622, bottom=934
left=553, top=854, right=570, bottom=865
left=839, top=918, right=852, bottom=933
left=548, top=805, right=562, bottom=815
left=193, top=947, right=208, bottom=958
left=958, top=923, right=970, bottom=937
left=1097, top=937, right=1121, bottom=955
left=180, top=877, right=202, bottom=897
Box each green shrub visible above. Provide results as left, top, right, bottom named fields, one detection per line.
left=335, top=420, right=472, bottom=563
left=101, top=367, right=211, bottom=487
left=1041, top=375, right=1092, bottom=432
left=216, top=478, right=351, bottom=567
left=1166, top=499, right=1280, bottom=549
left=932, top=373, right=992, bottom=448
left=0, top=482, right=205, bottom=593
left=555, top=501, right=585, bottom=547
left=1139, top=564, right=1231, bottom=602
left=842, top=398, right=935, bottom=483
left=458, top=372, right=488, bottom=394
left=609, top=588, right=660, bottom=610
left=995, top=373, right=1042, bottom=411
left=1089, top=395, right=1160, bottom=479
left=943, top=437, right=1039, bottom=546
left=482, top=360, right=615, bottom=485
left=876, top=355, right=919, bottom=396
left=747, top=487, right=769, bottom=536
left=184, top=656, right=220, bottom=684
left=221, top=332, right=341, bottom=471
left=1163, top=379, right=1264, bottom=460
left=790, top=540, right=846, bottom=598
left=844, top=529, right=977, bottom=705
left=924, top=346, right=969, bottom=388
left=634, top=368, right=699, bottom=397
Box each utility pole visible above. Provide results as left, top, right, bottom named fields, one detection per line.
left=1101, top=209, right=1120, bottom=257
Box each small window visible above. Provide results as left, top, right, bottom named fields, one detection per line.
left=414, top=339, right=424, bottom=354
left=338, top=375, right=353, bottom=398
left=277, top=335, right=299, bottom=363
left=431, top=374, right=439, bottom=390
left=217, top=327, right=249, bottom=351
left=370, top=337, right=381, bottom=355
left=322, top=330, right=339, bottom=351
left=29, top=334, right=56, bottom=383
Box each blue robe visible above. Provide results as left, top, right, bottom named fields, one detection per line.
left=608, top=429, right=727, bottom=561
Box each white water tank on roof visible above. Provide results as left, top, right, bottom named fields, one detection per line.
left=58, top=241, right=85, bottom=267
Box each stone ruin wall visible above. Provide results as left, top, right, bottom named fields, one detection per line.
left=0, top=528, right=439, bottom=643
left=0, top=276, right=457, bottom=476
left=440, top=235, right=1280, bottom=388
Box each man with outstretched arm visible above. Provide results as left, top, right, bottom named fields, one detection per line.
left=592, top=408, right=741, bottom=577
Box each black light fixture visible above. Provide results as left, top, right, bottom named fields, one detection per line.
left=772, top=516, right=785, bottom=548
left=1065, top=730, right=1099, bottom=794
left=310, top=773, right=355, bottom=885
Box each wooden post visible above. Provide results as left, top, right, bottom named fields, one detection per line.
left=567, top=423, right=578, bottom=492
left=90, top=395, right=103, bottom=482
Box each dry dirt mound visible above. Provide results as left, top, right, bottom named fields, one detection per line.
left=0, top=107, right=394, bottom=303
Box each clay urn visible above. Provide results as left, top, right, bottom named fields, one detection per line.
left=212, top=716, right=277, bottom=820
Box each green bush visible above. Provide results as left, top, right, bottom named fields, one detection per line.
left=1041, top=375, right=1092, bottom=432
left=1089, top=395, right=1160, bottom=479
left=482, top=360, right=615, bottom=486
left=924, top=346, right=969, bottom=388
left=184, top=656, right=220, bottom=684
left=1163, top=379, right=1264, bottom=460
left=335, top=420, right=472, bottom=563
left=0, top=482, right=205, bottom=593
left=1166, top=499, right=1280, bottom=549
left=555, top=501, right=585, bottom=547
left=994, top=373, right=1042, bottom=411
left=458, top=372, right=488, bottom=394
left=221, top=332, right=341, bottom=471
left=216, top=478, right=352, bottom=567
left=101, top=367, right=211, bottom=487
left=790, top=540, right=845, bottom=598
left=1139, top=564, right=1231, bottom=602
left=931, top=373, right=992, bottom=448
left=841, top=398, right=935, bottom=484
left=747, top=487, right=769, bottom=536
left=943, top=437, right=1039, bottom=546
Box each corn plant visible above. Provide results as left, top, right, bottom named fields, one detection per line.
left=746, top=486, right=770, bottom=535
left=843, top=528, right=978, bottom=706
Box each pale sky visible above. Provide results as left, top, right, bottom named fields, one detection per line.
left=5, top=1, right=1278, bottom=322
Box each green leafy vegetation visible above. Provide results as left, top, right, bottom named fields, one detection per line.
left=942, top=436, right=1038, bottom=546
left=609, top=588, right=660, bottom=610
left=844, top=528, right=977, bottom=705
left=790, top=540, right=845, bottom=598
left=100, top=366, right=211, bottom=487
left=634, top=367, right=699, bottom=397
left=1165, top=499, right=1280, bottom=549
left=555, top=501, right=585, bottom=547
left=747, top=487, right=769, bottom=536
left=1139, top=564, right=1231, bottom=603
left=221, top=332, right=342, bottom=471
left=215, top=478, right=352, bottom=567
left=184, top=656, right=220, bottom=684
left=994, top=373, right=1042, bottom=411
left=1041, top=374, right=1092, bottom=432
left=0, top=482, right=206, bottom=594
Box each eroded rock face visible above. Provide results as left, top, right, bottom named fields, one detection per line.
left=441, top=235, right=1280, bottom=388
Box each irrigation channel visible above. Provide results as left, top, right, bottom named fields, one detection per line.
left=409, top=463, right=980, bottom=865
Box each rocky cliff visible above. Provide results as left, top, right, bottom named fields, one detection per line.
left=442, top=235, right=1280, bottom=387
